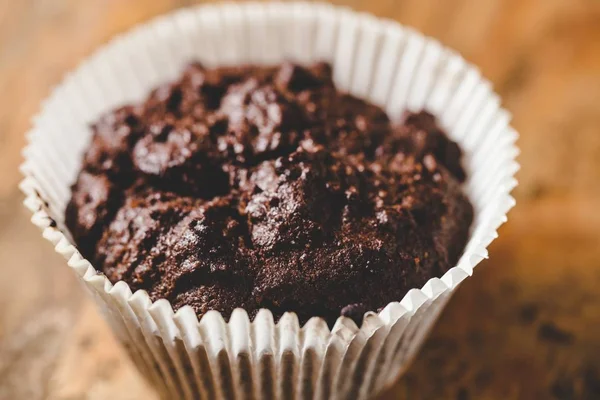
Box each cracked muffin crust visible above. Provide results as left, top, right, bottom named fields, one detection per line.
left=66, top=62, right=473, bottom=326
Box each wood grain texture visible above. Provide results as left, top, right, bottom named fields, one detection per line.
left=0, top=0, right=599, bottom=399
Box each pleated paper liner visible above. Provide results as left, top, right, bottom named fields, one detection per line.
left=20, top=2, right=518, bottom=399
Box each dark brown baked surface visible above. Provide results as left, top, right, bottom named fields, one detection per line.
left=66, top=62, right=473, bottom=326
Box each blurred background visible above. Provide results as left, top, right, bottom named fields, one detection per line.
left=1, top=0, right=599, bottom=399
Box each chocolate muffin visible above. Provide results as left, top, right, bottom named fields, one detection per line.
left=66, top=62, right=473, bottom=326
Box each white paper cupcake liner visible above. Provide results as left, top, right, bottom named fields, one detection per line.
left=20, top=2, right=518, bottom=399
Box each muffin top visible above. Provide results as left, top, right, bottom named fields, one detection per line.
left=66, top=62, right=473, bottom=326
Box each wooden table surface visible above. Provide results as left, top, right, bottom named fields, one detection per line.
left=1, top=0, right=600, bottom=399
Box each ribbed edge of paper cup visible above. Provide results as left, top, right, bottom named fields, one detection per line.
left=20, top=2, right=518, bottom=399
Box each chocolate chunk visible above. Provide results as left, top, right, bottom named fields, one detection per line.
left=219, top=78, right=306, bottom=162
left=341, top=303, right=369, bottom=326
left=83, top=105, right=143, bottom=177
left=65, top=171, right=123, bottom=259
